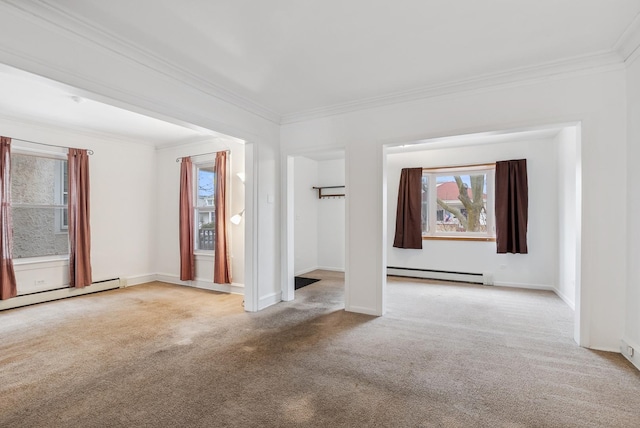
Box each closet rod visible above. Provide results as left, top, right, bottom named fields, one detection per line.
left=176, top=149, right=230, bottom=162
left=7, top=136, right=94, bottom=155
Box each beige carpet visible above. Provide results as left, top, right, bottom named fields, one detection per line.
left=1, top=271, right=639, bottom=427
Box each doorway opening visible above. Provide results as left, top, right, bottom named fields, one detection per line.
left=383, top=124, right=582, bottom=343
left=284, top=149, right=346, bottom=304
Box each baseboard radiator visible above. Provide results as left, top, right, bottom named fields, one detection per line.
left=387, top=267, right=492, bottom=285
left=0, top=278, right=121, bottom=311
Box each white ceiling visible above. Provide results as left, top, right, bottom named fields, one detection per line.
left=1, top=1, right=639, bottom=143
left=35, top=0, right=640, bottom=117
left=0, top=65, right=213, bottom=146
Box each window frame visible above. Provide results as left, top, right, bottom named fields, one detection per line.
left=54, top=159, right=68, bottom=233
left=193, top=161, right=216, bottom=254
left=422, top=164, right=496, bottom=241
left=10, top=148, right=70, bottom=259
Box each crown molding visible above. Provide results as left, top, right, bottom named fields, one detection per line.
left=0, top=112, right=161, bottom=148
left=2, top=0, right=281, bottom=125
left=281, top=51, right=624, bottom=124
left=614, top=12, right=640, bottom=65
left=1, top=1, right=634, bottom=128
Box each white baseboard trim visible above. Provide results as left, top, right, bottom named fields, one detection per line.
left=345, top=305, right=381, bottom=316
left=552, top=287, right=575, bottom=310
left=316, top=266, right=345, bottom=272
left=258, top=292, right=281, bottom=310
left=295, top=267, right=318, bottom=276
left=621, top=339, right=640, bottom=372
left=0, top=279, right=120, bottom=311
left=123, top=274, right=157, bottom=287
left=156, top=273, right=244, bottom=295
left=295, top=266, right=345, bottom=276
left=492, top=281, right=554, bottom=291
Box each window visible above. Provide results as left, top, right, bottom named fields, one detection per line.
left=195, top=163, right=215, bottom=251
left=11, top=152, right=69, bottom=258
left=422, top=165, right=495, bottom=240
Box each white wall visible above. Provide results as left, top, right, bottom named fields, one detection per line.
left=282, top=68, right=627, bottom=350
left=154, top=140, right=245, bottom=293
left=625, top=57, right=640, bottom=357
left=557, top=127, right=578, bottom=309
left=293, top=157, right=345, bottom=275
left=2, top=117, right=157, bottom=292
left=0, top=8, right=282, bottom=312
left=387, top=137, right=559, bottom=290
left=294, top=156, right=318, bottom=275
left=317, top=159, right=345, bottom=271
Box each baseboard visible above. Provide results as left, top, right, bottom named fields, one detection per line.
left=0, top=279, right=120, bottom=311
left=316, top=266, right=345, bottom=272
left=345, top=304, right=381, bottom=317
left=123, top=274, right=157, bottom=287
left=492, top=281, right=555, bottom=291
left=295, top=267, right=319, bottom=277
left=155, top=273, right=244, bottom=295
left=621, top=338, right=640, bottom=372
left=258, top=292, right=281, bottom=310
left=553, top=287, right=575, bottom=310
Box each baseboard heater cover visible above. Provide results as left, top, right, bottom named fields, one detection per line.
left=0, top=278, right=121, bottom=311
left=387, top=267, right=492, bottom=285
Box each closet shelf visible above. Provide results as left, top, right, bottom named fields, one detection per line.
left=312, top=185, right=345, bottom=199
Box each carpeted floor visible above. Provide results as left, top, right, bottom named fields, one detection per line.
left=1, top=270, right=639, bottom=427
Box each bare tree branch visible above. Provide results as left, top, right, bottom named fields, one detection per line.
left=437, top=198, right=468, bottom=230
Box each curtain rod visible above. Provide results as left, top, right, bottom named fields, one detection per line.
left=176, top=149, right=230, bottom=162
left=422, top=162, right=495, bottom=172
left=8, top=136, right=94, bottom=155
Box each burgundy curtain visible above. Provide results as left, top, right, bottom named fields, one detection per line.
left=0, top=137, right=17, bottom=299
left=214, top=151, right=232, bottom=284
left=179, top=157, right=195, bottom=281
left=495, top=159, right=528, bottom=254
left=68, top=148, right=92, bottom=288
left=393, top=167, right=423, bottom=249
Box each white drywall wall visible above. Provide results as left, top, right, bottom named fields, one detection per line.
left=293, top=156, right=318, bottom=275
left=2, top=118, right=157, bottom=291
left=154, top=140, right=245, bottom=289
left=317, top=158, right=345, bottom=271
left=282, top=68, right=627, bottom=350
left=556, top=127, right=578, bottom=309
left=625, top=57, right=640, bottom=355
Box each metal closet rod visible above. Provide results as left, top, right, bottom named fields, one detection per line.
left=8, top=136, right=95, bottom=155
left=176, top=149, right=230, bottom=162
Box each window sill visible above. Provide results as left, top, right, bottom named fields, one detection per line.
left=422, top=236, right=496, bottom=242
left=194, top=252, right=214, bottom=259
left=13, top=255, right=70, bottom=266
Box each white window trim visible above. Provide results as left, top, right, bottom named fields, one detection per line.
left=422, top=165, right=496, bottom=240
left=194, top=160, right=216, bottom=254
left=11, top=150, right=70, bottom=260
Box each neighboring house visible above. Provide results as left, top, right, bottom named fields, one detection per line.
left=435, top=181, right=487, bottom=229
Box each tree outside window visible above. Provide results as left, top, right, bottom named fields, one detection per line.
left=422, top=166, right=495, bottom=239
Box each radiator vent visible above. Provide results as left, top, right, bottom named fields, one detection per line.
left=387, top=267, right=492, bottom=285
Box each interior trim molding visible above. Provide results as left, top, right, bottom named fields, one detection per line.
left=258, top=292, right=281, bottom=311
left=281, top=51, right=624, bottom=124
left=155, top=273, right=245, bottom=296
left=2, top=0, right=281, bottom=125
left=613, top=12, right=640, bottom=63
left=2, top=1, right=636, bottom=127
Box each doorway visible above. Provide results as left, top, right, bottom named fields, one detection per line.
left=284, top=150, right=346, bottom=302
